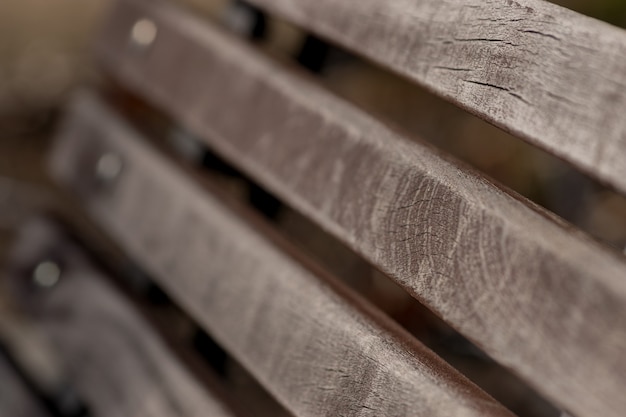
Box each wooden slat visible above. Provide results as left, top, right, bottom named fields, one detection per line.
left=51, top=93, right=515, bottom=417
left=93, top=2, right=626, bottom=417
left=7, top=219, right=239, bottom=417
left=0, top=354, right=49, bottom=417
left=248, top=0, right=626, bottom=192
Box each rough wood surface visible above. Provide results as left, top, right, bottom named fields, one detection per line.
left=0, top=354, right=49, bottom=417
left=253, top=0, right=626, bottom=193
left=93, top=2, right=626, bottom=416
left=50, top=94, right=516, bottom=417
left=7, top=219, right=239, bottom=417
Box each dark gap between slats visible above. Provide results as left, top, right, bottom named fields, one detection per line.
left=103, top=88, right=564, bottom=417
left=548, top=0, right=626, bottom=27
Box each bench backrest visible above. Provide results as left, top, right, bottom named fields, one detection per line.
left=17, top=0, right=626, bottom=416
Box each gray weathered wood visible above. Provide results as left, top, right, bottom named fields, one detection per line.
left=7, top=219, right=239, bottom=417
left=0, top=354, right=49, bottom=417
left=250, top=0, right=626, bottom=193
left=93, top=2, right=626, bottom=417
left=51, top=93, right=516, bottom=417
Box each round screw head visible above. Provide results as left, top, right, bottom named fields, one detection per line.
left=130, top=18, right=158, bottom=47
left=95, top=152, right=123, bottom=184
left=32, top=261, right=61, bottom=289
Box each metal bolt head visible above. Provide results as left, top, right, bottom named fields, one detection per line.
left=130, top=19, right=158, bottom=47
left=32, top=261, right=61, bottom=289
left=95, top=152, right=123, bottom=184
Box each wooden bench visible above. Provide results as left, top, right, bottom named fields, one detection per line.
left=6, top=218, right=240, bottom=417
left=3, top=0, right=626, bottom=416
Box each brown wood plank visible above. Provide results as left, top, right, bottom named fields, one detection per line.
left=7, top=219, right=240, bottom=417
left=244, top=0, right=626, bottom=192
left=50, top=93, right=516, bottom=417
left=93, top=2, right=626, bottom=417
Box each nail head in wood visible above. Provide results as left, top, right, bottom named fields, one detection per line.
left=32, top=260, right=61, bottom=289
left=130, top=18, right=158, bottom=47
left=95, top=152, right=124, bottom=184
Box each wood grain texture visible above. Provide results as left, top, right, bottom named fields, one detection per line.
left=93, top=2, right=626, bottom=417
left=50, top=94, right=516, bottom=417
left=0, top=354, right=49, bottom=417
left=249, top=0, right=626, bottom=192
left=7, top=219, right=239, bottom=417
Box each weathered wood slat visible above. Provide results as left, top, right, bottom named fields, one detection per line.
left=7, top=219, right=239, bottom=417
left=253, top=0, right=626, bottom=192
left=94, top=2, right=626, bottom=417
left=51, top=94, right=516, bottom=417
left=0, top=354, right=49, bottom=417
